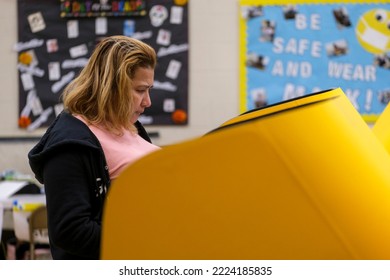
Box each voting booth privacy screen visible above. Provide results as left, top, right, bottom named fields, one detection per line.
left=101, top=88, right=390, bottom=260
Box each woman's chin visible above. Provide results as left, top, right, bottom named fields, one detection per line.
left=131, top=116, right=139, bottom=123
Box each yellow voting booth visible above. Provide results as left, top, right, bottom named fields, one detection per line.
left=372, top=101, right=390, bottom=155
left=101, top=88, right=390, bottom=260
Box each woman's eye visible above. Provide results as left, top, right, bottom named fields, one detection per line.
left=137, top=88, right=152, bottom=94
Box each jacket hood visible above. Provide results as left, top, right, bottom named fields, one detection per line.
left=28, top=111, right=101, bottom=183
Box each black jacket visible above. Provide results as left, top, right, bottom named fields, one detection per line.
left=28, top=111, right=152, bottom=259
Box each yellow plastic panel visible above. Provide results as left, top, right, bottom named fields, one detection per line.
left=102, top=88, right=390, bottom=260
left=372, top=102, right=390, bottom=154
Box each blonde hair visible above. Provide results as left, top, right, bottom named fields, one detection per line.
left=62, top=35, right=157, bottom=135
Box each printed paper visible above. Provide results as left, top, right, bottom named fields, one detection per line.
left=67, top=20, right=79, bottom=38
left=170, top=6, right=183, bottom=24
left=96, top=17, right=108, bottom=35
left=28, top=12, right=46, bottom=33
left=157, top=29, right=171, bottom=46
left=48, top=62, right=61, bottom=81
left=166, top=59, right=182, bottom=79
left=20, top=73, right=35, bottom=91
left=69, top=44, right=88, bottom=58
left=46, top=39, right=59, bottom=53
left=123, top=20, right=135, bottom=37
left=163, top=98, right=176, bottom=112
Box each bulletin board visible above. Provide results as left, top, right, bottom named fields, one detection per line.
left=16, top=0, right=189, bottom=131
left=239, top=0, right=389, bottom=123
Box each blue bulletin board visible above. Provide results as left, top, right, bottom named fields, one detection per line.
left=239, top=0, right=390, bottom=123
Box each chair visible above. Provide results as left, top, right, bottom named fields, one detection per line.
left=28, top=205, right=50, bottom=260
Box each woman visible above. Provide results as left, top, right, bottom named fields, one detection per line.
left=28, top=36, right=160, bottom=259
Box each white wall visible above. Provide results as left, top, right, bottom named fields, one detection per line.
left=0, top=0, right=240, bottom=175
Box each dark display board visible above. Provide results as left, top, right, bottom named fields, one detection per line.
left=17, top=0, right=189, bottom=131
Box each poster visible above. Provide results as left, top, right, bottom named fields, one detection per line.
left=16, top=0, right=189, bottom=131
left=239, top=0, right=389, bottom=123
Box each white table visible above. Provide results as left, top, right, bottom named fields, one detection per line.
left=0, top=181, right=30, bottom=201
left=0, top=181, right=31, bottom=230
left=0, top=181, right=45, bottom=234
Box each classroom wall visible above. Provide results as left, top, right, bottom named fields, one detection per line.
left=0, top=0, right=240, bottom=176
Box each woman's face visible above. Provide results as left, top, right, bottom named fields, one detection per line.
left=130, top=67, right=154, bottom=123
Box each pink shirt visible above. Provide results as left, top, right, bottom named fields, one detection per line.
left=75, top=115, right=161, bottom=179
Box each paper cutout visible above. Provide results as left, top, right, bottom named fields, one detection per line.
left=67, top=20, right=79, bottom=38
left=69, top=44, right=88, bottom=58
left=154, top=80, right=177, bottom=92
left=251, top=88, right=268, bottom=108
left=20, top=89, right=43, bottom=118
left=171, top=109, right=187, bottom=124
left=96, top=17, right=107, bottom=35
left=18, top=50, right=44, bottom=77
left=163, top=98, right=176, bottom=112
left=17, top=64, right=45, bottom=78
left=241, top=6, right=263, bottom=20
left=48, top=62, right=61, bottom=81
left=131, top=31, right=153, bottom=41
left=30, top=94, right=44, bottom=116
left=51, top=71, right=75, bottom=93
left=138, top=115, right=153, bottom=124
left=149, top=5, right=168, bottom=27
left=157, top=29, right=172, bottom=46
left=20, top=90, right=37, bottom=117
left=20, top=73, right=35, bottom=91
left=356, top=9, right=390, bottom=54
left=325, top=39, right=349, bottom=57
left=170, top=6, right=183, bottom=24
left=62, top=58, right=89, bottom=69
left=157, top=43, right=189, bottom=57
left=283, top=5, right=297, bottom=20
left=27, top=107, right=53, bottom=131
left=260, top=20, right=276, bottom=42
left=18, top=51, right=34, bottom=65
left=123, top=20, right=135, bottom=36
left=18, top=115, right=31, bottom=128
left=28, top=12, right=46, bottom=33
left=13, top=39, right=44, bottom=52
left=19, top=50, right=37, bottom=67
left=166, top=59, right=182, bottom=79
left=46, top=39, right=59, bottom=53
left=374, top=54, right=390, bottom=69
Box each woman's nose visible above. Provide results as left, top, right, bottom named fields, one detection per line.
left=142, top=92, right=152, bottom=108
